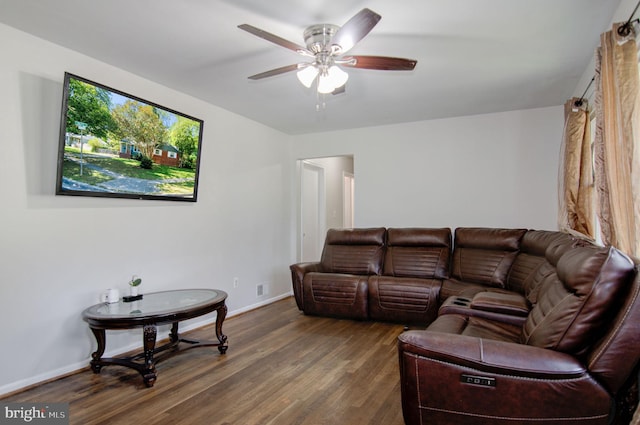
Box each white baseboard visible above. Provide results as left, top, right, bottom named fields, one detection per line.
left=0, top=360, right=90, bottom=398
left=227, top=292, right=292, bottom=317
left=0, top=292, right=293, bottom=397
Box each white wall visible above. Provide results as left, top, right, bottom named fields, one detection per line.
left=0, top=23, right=294, bottom=395
left=1, top=18, right=565, bottom=395
left=292, top=106, right=562, bottom=231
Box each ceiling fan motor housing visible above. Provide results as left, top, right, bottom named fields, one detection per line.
left=303, top=24, right=339, bottom=54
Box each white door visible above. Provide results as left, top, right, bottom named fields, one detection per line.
left=343, top=172, right=354, bottom=228
left=301, top=161, right=325, bottom=262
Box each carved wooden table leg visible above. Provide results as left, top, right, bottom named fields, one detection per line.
left=142, top=324, right=157, bottom=387
left=216, top=303, right=228, bottom=354
left=89, top=327, right=106, bottom=373
left=169, top=322, right=179, bottom=344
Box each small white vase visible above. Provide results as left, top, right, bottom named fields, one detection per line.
left=130, top=286, right=139, bottom=296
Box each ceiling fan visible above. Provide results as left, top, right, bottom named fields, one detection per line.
left=238, top=8, right=417, bottom=95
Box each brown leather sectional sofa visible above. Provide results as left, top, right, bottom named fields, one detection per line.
left=289, top=227, right=640, bottom=424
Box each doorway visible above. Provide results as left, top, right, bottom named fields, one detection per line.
left=343, top=172, right=355, bottom=228
left=298, top=156, right=354, bottom=262
left=301, top=161, right=325, bottom=263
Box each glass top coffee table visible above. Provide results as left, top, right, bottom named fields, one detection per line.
left=82, top=289, right=228, bottom=387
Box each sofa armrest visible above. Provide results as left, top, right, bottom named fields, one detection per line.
left=290, top=262, right=321, bottom=310
left=398, top=330, right=585, bottom=378
left=398, top=330, right=611, bottom=424
left=470, top=291, right=529, bottom=316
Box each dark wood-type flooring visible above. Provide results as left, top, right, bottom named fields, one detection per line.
left=1, top=297, right=409, bottom=425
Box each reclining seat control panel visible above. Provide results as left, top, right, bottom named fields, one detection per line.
left=460, top=373, right=496, bottom=387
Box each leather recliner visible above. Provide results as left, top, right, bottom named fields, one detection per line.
left=397, top=243, right=639, bottom=424
left=296, top=227, right=387, bottom=320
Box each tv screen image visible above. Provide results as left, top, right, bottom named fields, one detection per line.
left=55, top=72, right=204, bottom=202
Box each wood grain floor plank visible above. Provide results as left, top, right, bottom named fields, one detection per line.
left=1, top=297, right=408, bottom=425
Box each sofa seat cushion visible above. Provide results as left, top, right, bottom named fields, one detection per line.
left=302, top=272, right=369, bottom=319
left=369, top=276, right=441, bottom=324
left=427, top=313, right=522, bottom=343
left=383, top=228, right=451, bottom=279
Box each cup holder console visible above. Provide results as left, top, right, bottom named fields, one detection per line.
left=450, top=297, right=472, bottom=307
left=439, top=296, right=474, bottom=316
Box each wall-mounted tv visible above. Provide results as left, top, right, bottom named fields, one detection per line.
left=56, top=72, right=204, bottom=202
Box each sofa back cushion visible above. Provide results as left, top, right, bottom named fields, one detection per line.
left=507, top=231, right=581, bottom=302
left=320, top=228, right=386, bottom=275
left=521, top=246, right=634, bottom=356
left=451, top=228, right=527, bottom=288
left=383, top=228, right=451, bottom=279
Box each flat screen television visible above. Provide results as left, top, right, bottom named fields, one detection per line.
left=56, top=72, right=204, bottom=202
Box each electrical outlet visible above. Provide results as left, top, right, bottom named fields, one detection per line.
left=233, top=277, right=239, bottom=288
left=257, top=284, right=264, bottom=296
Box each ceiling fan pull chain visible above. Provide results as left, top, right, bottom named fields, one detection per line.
left=315, top=91, right=327, bottom=112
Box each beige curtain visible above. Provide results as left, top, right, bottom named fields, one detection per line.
left=594, top=22, right=640, bottom=258
left=558, top=98, right=594, bottom=238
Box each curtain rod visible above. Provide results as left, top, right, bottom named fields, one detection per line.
left=574, top=76, right=595, bottom=108
left=618, top=0, right=640, bottom=36
left=574, top=0, right=640, bottom=107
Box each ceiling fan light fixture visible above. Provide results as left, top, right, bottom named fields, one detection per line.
left=297, top=65, right=319, bottom=88
left=317, top=66, right=349, bottom=94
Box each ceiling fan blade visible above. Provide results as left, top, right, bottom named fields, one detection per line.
left=341, top=56, right=417, bottom=71
left=238, top=24, right=312, bottom=56
left=248, top=64, right=300, bottom=80
left=331, top=8, right=381, bottom=54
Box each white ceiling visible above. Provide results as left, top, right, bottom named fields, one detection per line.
left=0, top=0, right=621, bottom=135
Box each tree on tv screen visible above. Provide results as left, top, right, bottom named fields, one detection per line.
left=169, top=116, right=200, bottom=169
left=111, top=100, right=167, bottom=160
left=66, top=79, right=116, bottom=139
